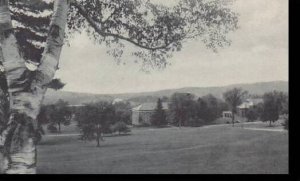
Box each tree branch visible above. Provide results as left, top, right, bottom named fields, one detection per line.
left=72, top=2, right=173, bottom=51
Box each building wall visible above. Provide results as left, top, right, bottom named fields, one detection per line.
left=237, top=108, right=248, bottom=117
left=139, top=111, right=153, bottom=125
left=132, top=111, right=140, bottom=125
left=132, top=107, right=169, bottom=126
left=132, top=111, right=154, bottom=126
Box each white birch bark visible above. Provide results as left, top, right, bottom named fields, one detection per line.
left=0, top=0, right=32, bottom=173
left=0, top=0, right=70, bottom=174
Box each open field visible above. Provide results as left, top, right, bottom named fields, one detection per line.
left=37, top=124, right=288, bottom=174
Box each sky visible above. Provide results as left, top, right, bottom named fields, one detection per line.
left=54, top=0, right=288, bottom=94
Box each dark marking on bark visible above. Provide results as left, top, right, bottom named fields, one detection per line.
left=2, top=123, right=18, bottom=165
left=9, top=69, right=33, bottom=93
left=3, top=29, right=14, bottom=39
left=32, top=70, right=48, bottom=88
left=46, top=25, right=62, bottom=56
left=1, top=114, right=37, bottom=173
left=48, top=25, right=60, bottom=39
left=4, top=113, right=37, bottom=153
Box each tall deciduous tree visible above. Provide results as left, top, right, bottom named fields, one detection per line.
left=151, top=98, right=167, bottom=127
left=76, top=102, right=115, bottom=147
left=197, top=94, right=227, bottom=124
left=0, top=0, right=238, bottom=173
left=261, top=91, right=287, bottom=126
left=223, top=88, right=248, bottom=127
left=47, top=99, right=71, bottom=133
left=113, top=101, right=132, bottom=125
left=169, top=93, right=196, bottom=127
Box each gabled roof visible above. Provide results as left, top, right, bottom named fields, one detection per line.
left=132, top=102, right=169, bottom=111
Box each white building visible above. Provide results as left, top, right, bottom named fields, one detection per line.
left=131, top=102, right=168, bottom=126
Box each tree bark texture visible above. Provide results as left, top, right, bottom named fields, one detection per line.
left=0, top=0, right=70, bottom=174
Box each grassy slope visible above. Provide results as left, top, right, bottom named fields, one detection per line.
left=37, top=125, right=288, bottom=174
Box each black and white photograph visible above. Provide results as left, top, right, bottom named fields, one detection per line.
left=0, top=0, right=288, bottom=174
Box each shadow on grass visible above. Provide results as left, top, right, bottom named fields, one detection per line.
left=102, top=133, right=131, bottom=137
left=38, top=136, right=77, bottom=146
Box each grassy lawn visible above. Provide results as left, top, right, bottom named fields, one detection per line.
left=37, top=125, right=288, bottom=174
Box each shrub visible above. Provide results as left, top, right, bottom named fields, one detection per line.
left=187, top=118, right=205, bottom=127
left=47, top=124, right=58, bottom=133
left=111, top=121, right=131, bottom=135
left=281, top=114, right=288, bottom=130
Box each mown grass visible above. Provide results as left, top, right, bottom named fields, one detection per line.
left=37, top=125, right=288, bottom=174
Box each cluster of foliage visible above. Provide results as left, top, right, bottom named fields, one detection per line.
left=113, top=101, right=132, bottom=125
left=110, top=121, right=131, bottom=135
left=237, top=91, right=288, bottom=126
left=245, top=104, right=262, bottom=122
left=37, top=99, right=72, bottom=133
left=67, top=0, right=239, bottom=71
left=260, top=91, right=288, bottom=126
left=223, top=88, right=248, bottom=126
left=74, top=101, right=131, bottom=146
left=151, top=98, right=167, bottom=127
left=168, top=93, right=227, bottom=127
left=282, top=114, right=288, bottom=130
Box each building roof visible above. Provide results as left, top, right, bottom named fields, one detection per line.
left=250, top=98, right=263, bottom=105
left=67, top=104, right=85, bottom=107
left=112, top=98, right=124, bottom=104
left=132, top=102, right=169, bottom=111
left=237, top=98, right=263, bottom=109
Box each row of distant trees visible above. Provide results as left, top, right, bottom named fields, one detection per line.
left=245, top=91, right=288, bottom=128
left=150, top=88, right=288, bottom=128
left=37, top=99, right=132, bottom=146
left=37, top=99, right=72, bottom=133
left=151, top=93, right=229, bottom=127
left=37, top=89, right=288, bottom=144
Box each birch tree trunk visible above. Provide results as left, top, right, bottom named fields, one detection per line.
left=0, top=0, right=70, bottom=174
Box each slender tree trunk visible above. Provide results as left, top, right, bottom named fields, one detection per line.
left=58, top=122, right=61, bottom=133
left=178, top=111, right=182, bottom=128
left=96, top=124, right=100, bottom=147
left=96, top=135, right=100, bottom=147
left=0, top=0, right=70, bottom=174
left=232, top=111, right=235, bottom=127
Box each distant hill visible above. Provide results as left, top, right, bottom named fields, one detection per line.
left=43, top=89, right=114, bottom=105
left=44, top=81, right=288, bottom=105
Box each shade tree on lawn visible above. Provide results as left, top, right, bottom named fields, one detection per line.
left=169, top=93, right=198, bottom=127
left=113, top=101, right=132, bottom=125
left=46, top=99, right=72, bottom=133
left=201, top=94, right=227, bottom=123
left=0, top=0, right=238, bottom=173
left=75, top=102, right=116, bottom=147
left=223, top=88, right=248, bottom=127
left=169, top=93, right=227, bottom=127
left=151, top=98, right=167, bottom=127
left=261, top=91, right=288, bottom=127
left=109, top=121, right=131, bottom=135
left=245, top=106, right=259, bottom=122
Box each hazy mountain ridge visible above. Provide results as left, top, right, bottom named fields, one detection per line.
left=44, top=81, right=288, bottom=105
